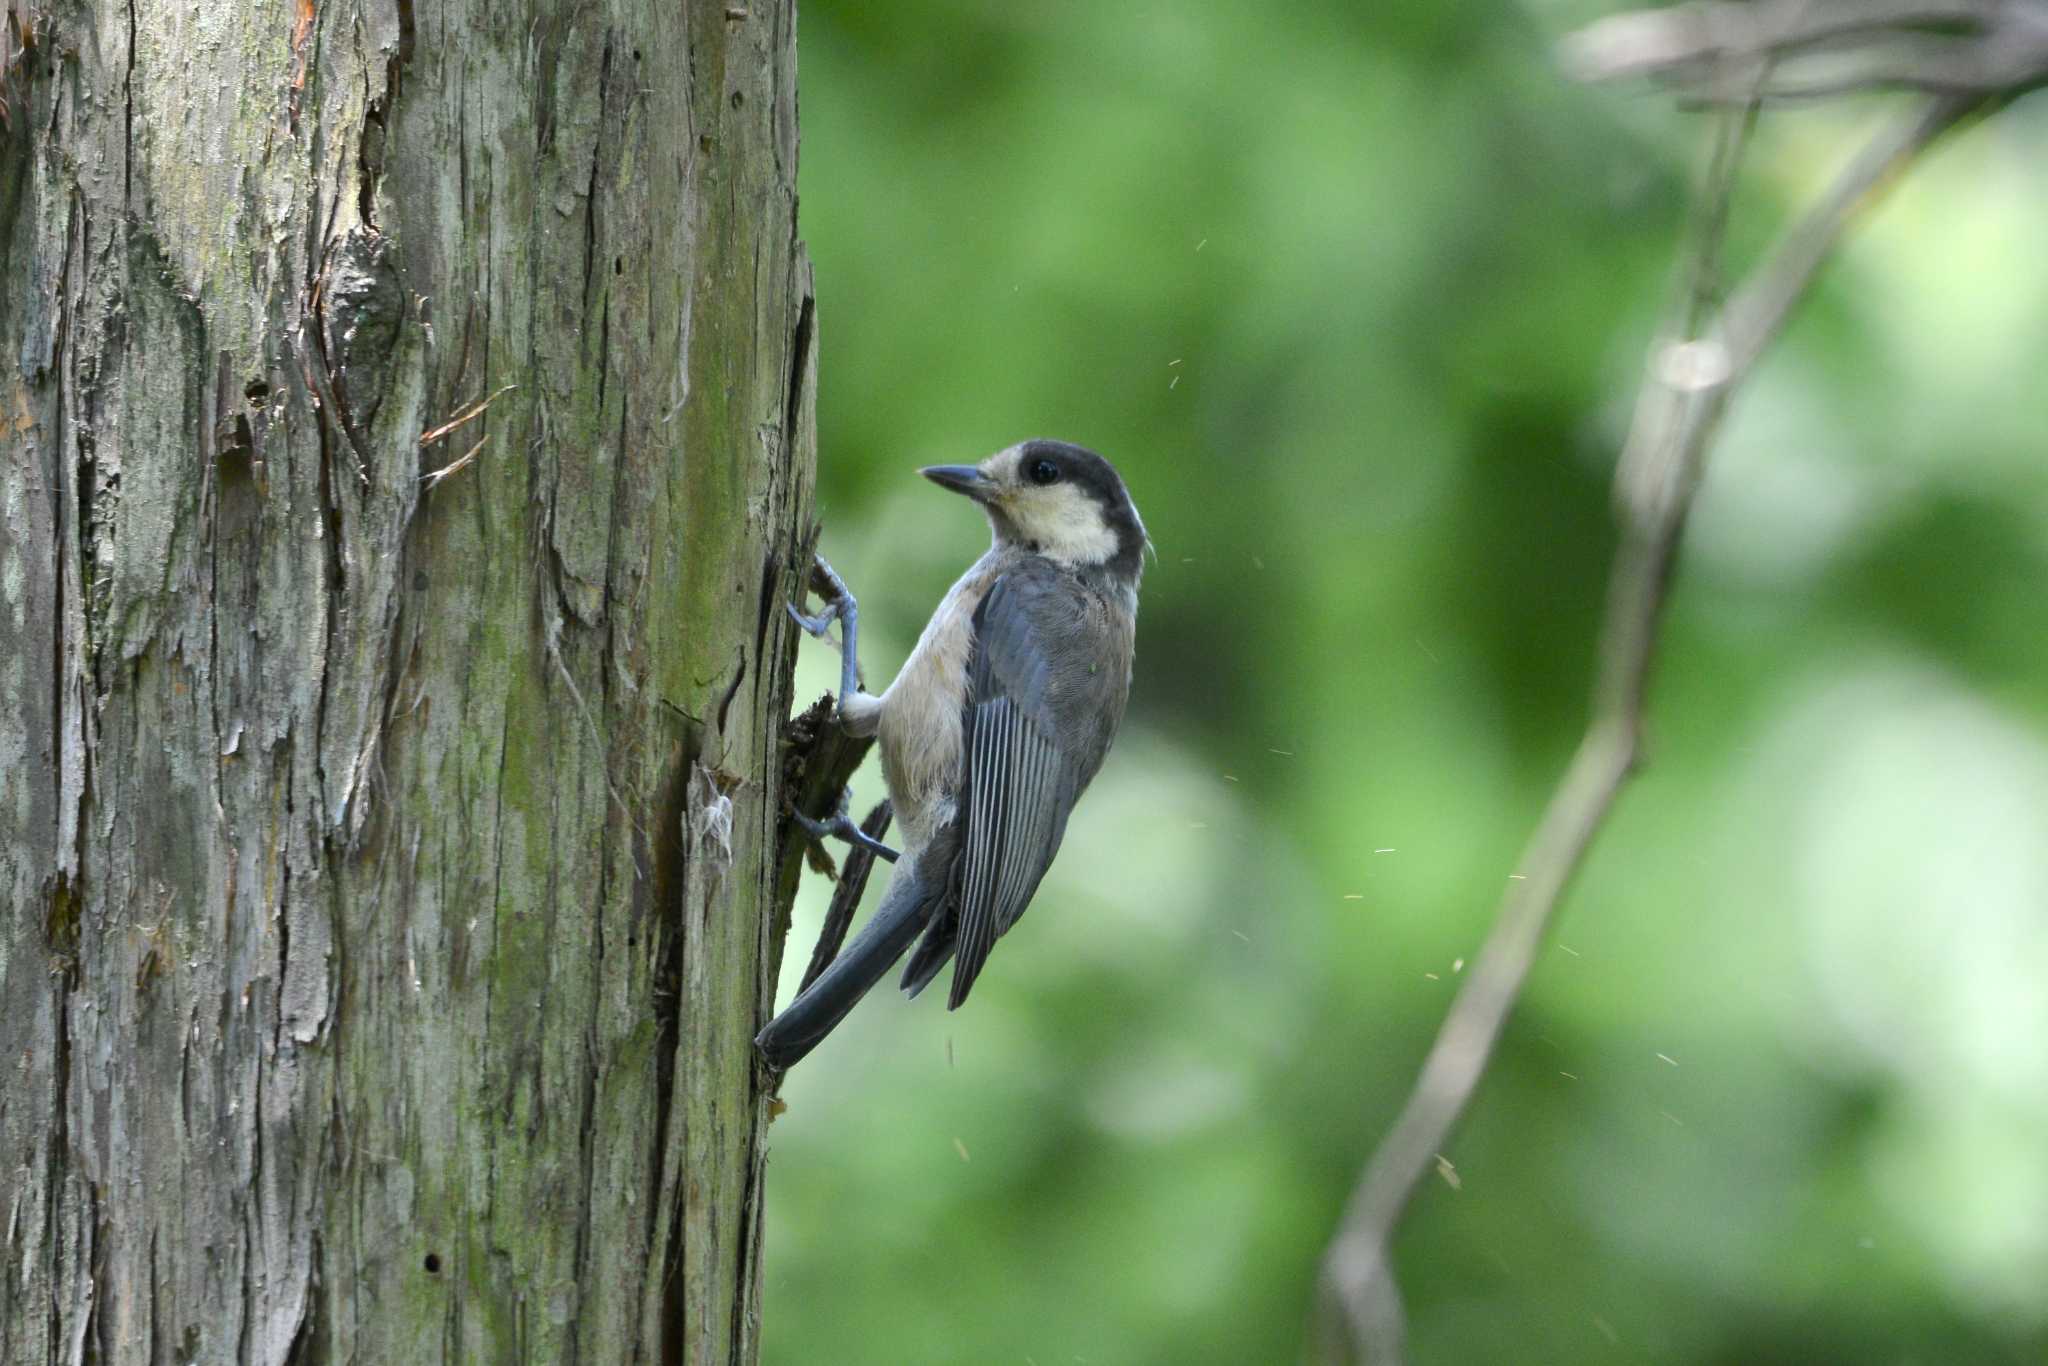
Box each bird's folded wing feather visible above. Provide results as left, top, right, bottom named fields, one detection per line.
left=946, top=568, right=1106, bottom=1008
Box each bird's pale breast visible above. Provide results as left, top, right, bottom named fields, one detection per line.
left=876, top=550, right=1005, bottom=845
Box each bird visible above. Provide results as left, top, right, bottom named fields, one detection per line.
left=756, top=438, right=1147, bottom=1069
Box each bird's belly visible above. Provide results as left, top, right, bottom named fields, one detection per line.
left=877, top=683, right=961, bottom=847
left=876, top=559, right=1000, bottom=845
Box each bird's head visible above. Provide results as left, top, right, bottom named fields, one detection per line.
left=921, top=439, right=1148, bottom=580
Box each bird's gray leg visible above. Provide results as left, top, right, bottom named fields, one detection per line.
left=787, top=554, right=867, bottom=718
left=788, top=789, right=900, bottom=863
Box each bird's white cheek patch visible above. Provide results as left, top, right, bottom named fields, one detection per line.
left=1003, top=485, right=1120, bottom=566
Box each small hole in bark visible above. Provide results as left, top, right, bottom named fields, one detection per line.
left=729, top=90, right=743, bottom=109
left=423, top=1253, right=442, bottom=1274
left=632, top=48, right=642, bottom=61
left=614, top=256, right=623, bottom=275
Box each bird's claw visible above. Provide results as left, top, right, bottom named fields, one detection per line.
left=786, top=600, right=841, bottom=639
left=787, top=786, right=851, bottom=839
left=787, top=789, right=900, bottom=863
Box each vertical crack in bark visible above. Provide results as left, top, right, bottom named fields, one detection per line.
left=283, top=1231, right=322, bottom=1364
left=48, top=944, right=76, bottom=1352
left=355, top=0, right=414, bottom=228
left=569, top=849, right=607, bottom=1363
left=593, top=290, right=611, bottom=414
left=35, top=177, right=88, bottom=1355
left=582, top=33, right=611, bottom=308
left=121, top=0, right=134, bottom=203
left=70, top=213, right=103, bottom=702
left=48, top=197, right=77, bottom=908
left=779, top=289, right=811, bottom=462
left=148, top=1227, right=162, bottom=1360
left=309, top=369, right=345, bottom=840
left=357, top=596, right=414, bottom=858
left=274, top=862, right=293, bottom=1052
left=750, top=550, right=778, bottom=657
left=236, top=1186, right=255, bottom=1361
left=727, top=1115, right=769, bottom=1366
left=83, top=1174, right=104, bottom=1357
left=601, top=394, right=630, bottom=699
left=713, top=650, right=746, bottom=735
left=205, top=352, right=228, bottom=823
left=484, top=703, right=512, bottom=1126
left=648, top=730, right=698, bottom=1364
left=302, top=256, right=374, bottom=487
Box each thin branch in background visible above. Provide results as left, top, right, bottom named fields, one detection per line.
left=1310, top=10, right=2001, bottom=1353
left=1308, top=105, right=1755, bottom=1366
left=1562, top=0, right=2048, bottom=101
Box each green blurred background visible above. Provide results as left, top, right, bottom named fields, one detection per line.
left=760, top=3, right=2048, bottom=1362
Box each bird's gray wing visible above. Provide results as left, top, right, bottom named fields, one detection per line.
left=933, top=565, right=1126, bottom=1009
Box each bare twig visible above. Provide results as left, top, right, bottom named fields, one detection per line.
left=1312, top=87, right=1981, bottom=1366
left=772, top=695, right=878, bottom=951
left=421, top=433, right=488, bottom=489
left=1563, top=0, right=2048, bottom=100
left=419, top=383, right=516, bottom=446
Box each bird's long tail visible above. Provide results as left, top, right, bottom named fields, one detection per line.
left=755, top=857, right=938, bottom=1069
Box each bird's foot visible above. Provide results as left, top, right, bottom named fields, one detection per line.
left=788, top=789, right=900, bottom=863
left=788, top=554, right=865, bottom=710
left=786, top=601, right=841, bottom=637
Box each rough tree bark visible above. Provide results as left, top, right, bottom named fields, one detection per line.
left=0, top=0, right=816, bottom=1360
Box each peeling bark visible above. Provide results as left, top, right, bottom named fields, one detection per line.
left=0, top=1, right=814, bottom=1361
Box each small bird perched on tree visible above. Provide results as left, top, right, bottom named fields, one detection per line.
left=757, top=439, right=1147, bottom=1069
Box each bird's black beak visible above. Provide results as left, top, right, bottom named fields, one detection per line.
left=920, top=465, right=995, bottom=501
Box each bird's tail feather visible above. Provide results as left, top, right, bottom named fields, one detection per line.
left=898, top=918, right=956, bottom=999
left=755, top=862, right=937, bottom=1069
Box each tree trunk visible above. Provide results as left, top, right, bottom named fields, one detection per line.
left=0, top=0, right=813, bottom=1359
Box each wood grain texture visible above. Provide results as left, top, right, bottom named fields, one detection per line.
left=0, top=0, right=815, bottom=1360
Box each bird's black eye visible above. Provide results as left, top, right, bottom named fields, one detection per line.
left=1027, top=458, right=1061, bottom=486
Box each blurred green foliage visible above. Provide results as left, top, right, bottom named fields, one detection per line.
left=762, top=3, right=2048, bottom=1362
